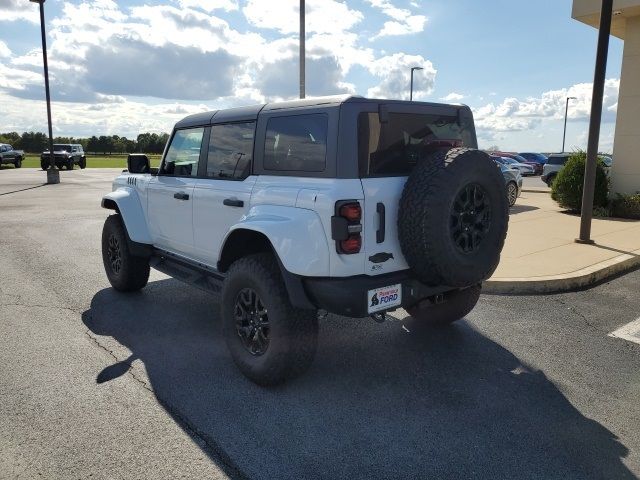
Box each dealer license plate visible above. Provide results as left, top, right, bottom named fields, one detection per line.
left=367, top=284, right=402, bottom=314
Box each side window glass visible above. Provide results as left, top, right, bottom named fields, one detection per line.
left=160, top=127, right=204, bottom=177
left=207, top=122, right=255, bottom=180
left=264, top=114, right=327, bottom=172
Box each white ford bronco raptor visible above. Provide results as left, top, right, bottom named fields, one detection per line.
left=101, top=95, right=508, bottom=386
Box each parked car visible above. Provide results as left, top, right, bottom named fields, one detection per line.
left=496, top=162, right=523, bottom=207
left=495, top=152, right=542, bottom=175
left=41, top=144, right=86, bottom=170
left=492, top=156, right=534, bottom=176
left=0, top=144, right=25, bottom=168
left=518, top=152, right=548, bottom=166
left=542, top=153, right=612, bottom=187
left=100, top=95, right=509, bottom=385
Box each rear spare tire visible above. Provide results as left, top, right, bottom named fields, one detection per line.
left=398, top=148, right=508, bottom=287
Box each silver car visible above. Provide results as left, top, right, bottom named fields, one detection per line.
left=496, top=161, right=523, bottom=207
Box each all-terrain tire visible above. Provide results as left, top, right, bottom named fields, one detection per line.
left=398, top=148, right=508, bottom=287
left=67, top=160, right=74, bottom=170
left=101, top=215, right=150, bottom=292
left=41, top=160, right=48, bottom=171
left=14, top=157, right=22, bottom=168
left=79, top=158, right=86, bottom=169
left=221, top=253, right=318, bottom=386
left=404, top=284, right=481, bottom=330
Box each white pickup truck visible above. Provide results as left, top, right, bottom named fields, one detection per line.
left=101, top=95, right=509, bottom=385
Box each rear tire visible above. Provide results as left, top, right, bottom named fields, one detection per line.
left=404, top=284, right=481, bottom=330
left=221, top=253, right=318, bottom=386
left=101, top=215, right=150, bottom=292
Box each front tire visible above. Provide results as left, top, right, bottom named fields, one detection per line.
left=41, top=160, right=48, bottom=171
left=14, top=157, right=22, bottom=168
left=404, top=284, right=481, bottom=330
left=221, top=253, right=318, bottom=386
left=67, top=159, right=74, bottom=170
left=101, top=215, right=150, bottom=292
left=79, top=157, right=87, bottom=169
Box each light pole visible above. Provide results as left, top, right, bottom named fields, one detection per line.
left=562, top=96, right=577, bottom=153
left=299, top=0, right=305, bottom=99
left=410, top=66, right=423, bottom=101
left=30, top=0, right=59, bottom=184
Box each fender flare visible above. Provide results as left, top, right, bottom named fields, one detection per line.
left=221, top=205, right=330, bottom=277
left=101, top=188, right=152, bottom=244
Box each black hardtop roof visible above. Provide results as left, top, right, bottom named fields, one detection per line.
left=174, top=95, right=468, bottom=129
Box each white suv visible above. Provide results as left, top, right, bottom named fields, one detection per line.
left=101, top=95, right=509, bottom=385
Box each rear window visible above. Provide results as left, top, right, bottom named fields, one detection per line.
left=264, top=114, right=328, bottom=172
left=547, top=156, right=569, bottom=165
left=358, top=112, right=475, bottom=177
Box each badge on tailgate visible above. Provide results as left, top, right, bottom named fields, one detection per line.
left=367, top=284, right=402, bottom=313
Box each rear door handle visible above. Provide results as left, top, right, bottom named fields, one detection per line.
left=223, top=198, right=244, bottom=207
left=376, top=202, right=386, bottom=243
left=174, top=192, right=190, bottom=200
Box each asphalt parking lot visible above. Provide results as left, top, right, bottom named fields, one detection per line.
left=1, top=168, right=639, bottom=479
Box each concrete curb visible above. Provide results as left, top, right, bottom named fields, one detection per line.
left=483, top=251, right=640, bottom=295
left=522, top=188, right=550, bottom=193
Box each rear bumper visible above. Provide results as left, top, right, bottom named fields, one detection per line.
left=303, top=271, right=457, bottom=318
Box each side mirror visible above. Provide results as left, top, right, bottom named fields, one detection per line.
left=127, top=154, right=150, bottom=174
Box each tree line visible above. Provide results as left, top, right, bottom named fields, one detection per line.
left=0, top=131, right=170, bottom=154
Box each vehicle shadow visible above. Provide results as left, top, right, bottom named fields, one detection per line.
left=82, top=280, right=634, bottom=480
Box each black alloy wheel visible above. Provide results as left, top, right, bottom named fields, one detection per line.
left=234, top=288, right=270, bottom=356
left=450, top=183, right=492, bottom=254
left=107, top=234, right=122, bottom=275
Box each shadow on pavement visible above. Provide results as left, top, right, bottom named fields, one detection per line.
left=510, top=204, right=539, bottom=215
left=83, top=280, right=634, bottom=480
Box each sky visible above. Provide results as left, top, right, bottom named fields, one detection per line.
left=0, top=0, right=625, bottom=152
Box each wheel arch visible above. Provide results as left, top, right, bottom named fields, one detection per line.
left=101, top=188, right=152, bottom=245
left=219, top=228, right=316, bottom=310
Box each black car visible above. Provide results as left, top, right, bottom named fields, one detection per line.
left=41, top=144, right=87, bottom=170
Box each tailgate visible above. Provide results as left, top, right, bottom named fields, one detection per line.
left=360, top=177, right=409, bottom=276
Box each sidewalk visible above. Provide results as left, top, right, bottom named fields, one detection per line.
left=485, top=192, right=640, bottom=294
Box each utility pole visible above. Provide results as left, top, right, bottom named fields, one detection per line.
left=577, top=0, right=613, bottom=244
left=300, top=0, right=305, bottom=99
left=30, top=0, right=59, bottom=184
left=410, top=66, right=423, bottom=101
left=562, top=96, right=577, bottom=153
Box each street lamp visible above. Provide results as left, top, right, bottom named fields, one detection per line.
left=410, top=66, right=423, bottom=101
left=562, top=96, right=577, bottom=153
left=29, top=0, right=59, bottom=184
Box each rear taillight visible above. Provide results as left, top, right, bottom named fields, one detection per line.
left=339, top=203, right=361, bottom=222
left=331, top=200, right=362, bottom=255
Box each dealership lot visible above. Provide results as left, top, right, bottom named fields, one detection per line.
left=1, top=168, right=639, bottom=479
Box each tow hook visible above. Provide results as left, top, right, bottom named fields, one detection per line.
left=370, top=312, right=387, bottom=323
left=433, top=294, right=445, bottom=305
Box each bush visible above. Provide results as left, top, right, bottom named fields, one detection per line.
left=551, top=151, right=609, bottom=212
left=612, top=193, right=640, bottom=219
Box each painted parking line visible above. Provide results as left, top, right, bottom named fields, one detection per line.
left=608, top=317, right=640, bottom=345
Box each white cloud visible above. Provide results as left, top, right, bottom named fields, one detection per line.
left=243, top=0, right=363, bottom=35
left=0, top=0, right=39, bottom=23
left=472, top=79, right=620, bottom=140
left=175, top=0, right=239, bottom=12
left=0, top=40, right=11, bottom=58
left=367, top=53, right=436, bottom=100
left=367, top=0, right=427, bottom=38
left=440, top=92, right=465, bottom=102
